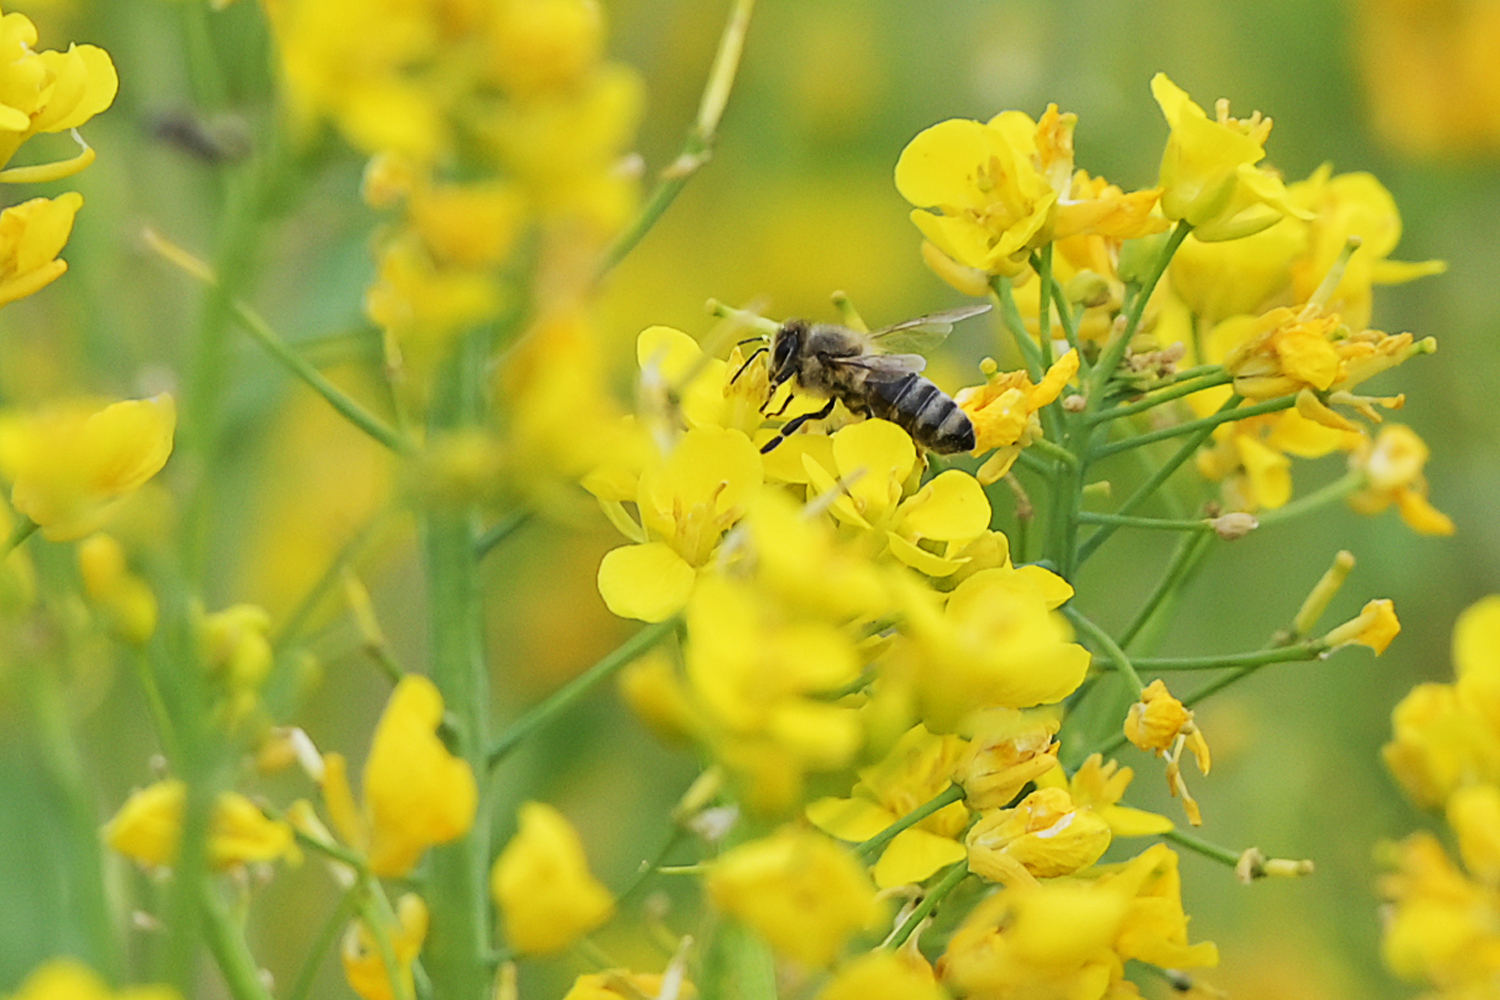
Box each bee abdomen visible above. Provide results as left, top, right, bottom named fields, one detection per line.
left=863, top=374, right=976, bottom=455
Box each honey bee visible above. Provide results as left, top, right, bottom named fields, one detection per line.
left=737, top=303, right=991, bottom=455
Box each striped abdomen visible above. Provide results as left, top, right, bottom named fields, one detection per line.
left=857, top=373, right=975, bottom=454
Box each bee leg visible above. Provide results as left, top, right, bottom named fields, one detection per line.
left=760, top=398, right=836, bottom=454
left=763, top=387, right=798, bottom=418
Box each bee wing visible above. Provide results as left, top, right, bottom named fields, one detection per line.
left=868, top=303, right=992, bottom=354
left=835, top=353, right=928, bottom=377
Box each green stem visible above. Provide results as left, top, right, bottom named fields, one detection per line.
left=421, top=338, right=491, bottom=1000
left=1027, top=435, right=1079, bottom=468
left=486, top=617, right=680, bottom=769
left=1119, top=531, right=1213, bottom=651
left=1162, top=828, right=1240, bottom=869
left=200, top=885, right=276, bottom=1000
left=474, top=509, right=532, bottom=559
left=229, top=299, right=407, bottom=453
left=1130, top=640, right=1329, bottom=672
left=1254, top=470, right=1364, bottom=527
left=887, top=862, right=968, bottom=950
left=1094, top=393, right=1293, bottom=460
left=855, top=783, right=964, bottom=863
left=1038, top=266, right=1082, bottom=359
left=1086, top=370, right=1234, bottom=425
left=1034, top=245, right=1055, bottom=371
left=1076, top=511, right=1216, bottom=532
left=1064, top=607, right=1144, bottom=695
left=1088, top=220, right=1191, bottom=404
left=597, top=0, right=754, bottom=275
left=288, top=892, right=359, bottom=1000
left=992, top=276, right=1042, bottom=379
left=1075, top=394, right=1243, bottom=565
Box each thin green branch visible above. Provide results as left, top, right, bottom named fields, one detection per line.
left=1088, top=220, right=1192, bottom=402
left=486, top=617, right=680, bottom=769
left=856, top=783, right=965, bottom=863
left=1064, top=606, right=1144, bottom=695
left=201, top=885, right=276, bottom=1000
left=474, top=509, right=532, bottom=559
left=1130, top=640, right=1329, bottom=672
left=1076, top=511, right=1216, bottom=532
left=229, top=299, right=408, bottom=453
left=1254, top=470, right=1364, bottom=527
left=1086, top=370, right=1234, bottom=425
left=1076, top=394, right=1243, bottom=565
left=1119, top=531, right=1213, bottom=651
left=992, top=276, right=1043, bottom=379
left=288, top=892, right=359, bottom=1000
left=1094, top=393, right=1293, bottom=460
left=598, top=0, right=754, bottom=274
left=887, top=862, right=969, bottom=950
left=1162, top=827, right=1240, bottom=868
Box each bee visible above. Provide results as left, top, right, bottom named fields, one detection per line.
left=737, top=303, right=992, bottom=455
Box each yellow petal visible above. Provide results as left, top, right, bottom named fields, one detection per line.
left=596, top=542, right=695, bottom=622
left=492, top=802, right=615, bottom=955
left=806, top=796, right=895, bottom=841
left=872, top=827, right=967, bottom=889
left=898, top=469, right=991, bottom=540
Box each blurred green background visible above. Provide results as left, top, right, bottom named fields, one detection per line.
left=0, top=0, right=1494, bottom=997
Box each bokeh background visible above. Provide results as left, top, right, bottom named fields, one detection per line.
left=1, top=0, right=1495, bottom=997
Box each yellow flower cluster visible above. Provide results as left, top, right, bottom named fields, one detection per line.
left=1381, top=596, right=1500, bottom=996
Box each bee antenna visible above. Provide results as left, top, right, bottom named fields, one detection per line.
left=731, top=345, right=767, bottom=384
left=735, top=335, right=765, bottom=346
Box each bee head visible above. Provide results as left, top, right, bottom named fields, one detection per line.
left=769, top=319, right=806, bottom=388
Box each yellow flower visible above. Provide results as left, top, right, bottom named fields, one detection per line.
left=1124, top=679, right=1211, bottom=825
left=894, top=110, right=1062, bottom=276
left=78, top=533, right=156, bottom=646
left=0, top=11, right=117, bottom=177
left=1152, top=72, right=1305, bottom=241
left=321, top=675, right=477, bottom=877
left=1348, top=425, right=1454, bottom=536
left=199, top=603, right=274, bottom=695
left=0, top=395, right=175, bottom=541
left=965, top=786, right=1113, bottom=886
left=1044, top=753, right=1175, bottom=838
left=1321, top=598, right=1401, bottom=655
left=706, top=827, right=884, bottom=968
left=953, top=349, right=1079, bottom=484
left=1379, top=832, right=1500, bottom=990
left=1219, top=307, right=1343, bottom=399
left=562, top=971, right=694, bottom=1000
left=102, top=778, right=296, bottom=870
left=1384, top=682, right=1500, bottom=810
left=4, top=958, right=178, bottom=1000
left=485, top=0, right=605, bottom=98
left=940, top=843, right=1215, bottom=997
left=341, top=893, right=428, bottom=1000
left=815, top=950, right=946, bottom=1000
left=807, top=724, right=970, bottom=889
left=802, top=419, right=992, bottom=577
left=1449, top=784, right=1500, bottom=884
left=491, top=801, right=615, bottom=955
left=0, top=192, right=82, bottom=306
left=594, top=426, right=763, bottom=622
left=953, top=708, right=1060, bottom=810
left=894, top=565, right=1090, bottom=732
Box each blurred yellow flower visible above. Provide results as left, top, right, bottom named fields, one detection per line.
left=491, top=801, right=615, bottom=955
left=940, top=842, right=1215, bottom=997
left=1384, top=681, right=1500, bottom=810
left=78, top=533, right=156, bottom=646
left=0, top=192, right=82, bottom=305
left=0, top=11, right=117, bottom=177
left=321, top=675, right=477, bottom=877
left=1380, top=831, right=1500, bottom=991
left=3, top=958, right=177, bottom=1000
left=1348, top=425, right=1454, bottom=536
left=706, top=826, right=883, bottom=968
left=562, top=971, right=694, bottom=1000
left=0, top=394, right=175, bottom=541
left=485, top=0, right=604, bottom=98
left=815, top=950, right=945, bottom=1000
left=807, top=723, right=970, bottom=889
left=341, top=893, right=427, bottom=1000
left=1152, top=72, right=1305, bottom=241
left=103, top=778, right=296, bottom=870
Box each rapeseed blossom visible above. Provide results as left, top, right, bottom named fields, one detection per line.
left=491, top=802, right=615, bottom=955
left=103, top=779, right=296, bottom=870
left=2, top=959, right=177, bottom=1000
